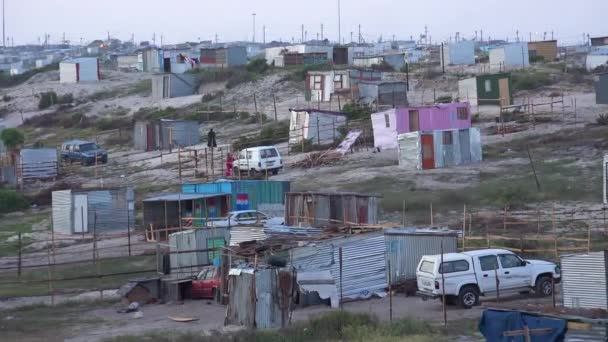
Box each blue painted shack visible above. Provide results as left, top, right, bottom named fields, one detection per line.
left=182, top=180, right=291, bottom=216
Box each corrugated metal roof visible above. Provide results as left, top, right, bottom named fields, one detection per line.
left=384, top=227, right=460, bottom=236
left=562, top=252, right=608, bottom=310
left=229, top=227, right=267, bottom=246
left=143, top=193, right=229, bottom=202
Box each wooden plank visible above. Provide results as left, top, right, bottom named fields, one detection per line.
left=168, top=316, right=199, bottom=322
left=567, top=321, right=592, bottom=331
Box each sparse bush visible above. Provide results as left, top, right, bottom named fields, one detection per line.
left=2, top=94, right=12, bottom=102
left=239, top=111, right=251, bottom=121
left=597, top=114, right=608, bottom=126
left=232, top=120, right=290, bottom=151
left=0, top=128, right=25, bottom=150
left=566, top=67, right=589, bottom=84
left=370, top=61, right=395, bottom=72
left=423, top=68, right=443, bottom=79
left=0, top=62, right=58, bottom=88
left=285, top=63, right=333, bottom=82
left=38, top=91, right=58, bottom=110
left=0, top=187, right=29, bottom=214
left=58, top=93, right=74, bottom=104
left=246, top=58, right=269, bottom=74
left=342, top=103, right=373, bottom=121
left=96, top=117, right=132, bottom=131
left=32, top=141, right=44, bottom=148
left=435, top=95, right=452, bottom=103
left=529, top=55, right=545, bottom=64
left=512, top=71, right=553, bottom=91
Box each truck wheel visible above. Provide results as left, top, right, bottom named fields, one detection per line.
left=535, top=276, right=553, bottom=297
left=458, top=286, right=479, bottom=309
left=272, top=169, right=279, bottom=175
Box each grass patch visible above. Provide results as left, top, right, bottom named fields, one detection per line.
left=0, top=255, right=156, bottom=298
left=0, top=187, right=29, bottom=214
left=0, top=299, right=117, bottom=342
left=0, top=63, right=59, bottom=88
left=512, top=70, right=553, bottom=91
left=103, top=312, right=452, bottom=342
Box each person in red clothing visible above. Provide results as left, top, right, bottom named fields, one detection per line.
left=225, top=153, right=236, bottom=177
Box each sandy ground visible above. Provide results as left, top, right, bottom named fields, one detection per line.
left=58, top=292, right=554, bottom=342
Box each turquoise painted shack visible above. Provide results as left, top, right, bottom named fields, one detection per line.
left=182, top=180, right=291, bottom=215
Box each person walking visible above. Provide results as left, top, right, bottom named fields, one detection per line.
left=225, top=153, right=236, bottom=177
left=207, top=128, right=217, bottom=148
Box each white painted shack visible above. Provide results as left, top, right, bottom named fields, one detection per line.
left=59, top=58, right=100, bottom=83
left=306, top=70, right=350, bottom=102
left=441, top=40, right=475, bottom=66
left=489, top=43, right=530, bottom=71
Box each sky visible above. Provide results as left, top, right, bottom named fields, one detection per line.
left=8, top=0, right=608, bottom=46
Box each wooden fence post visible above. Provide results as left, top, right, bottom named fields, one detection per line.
left=17, top=232, right=22, bottom=277
left=462, top=205, right=466, bottom=251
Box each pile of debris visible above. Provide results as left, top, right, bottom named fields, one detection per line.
left=290, top=150, right=342, bottom=169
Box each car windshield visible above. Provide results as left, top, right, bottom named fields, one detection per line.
left=419, top=260, right=435, bottom=274
left=80, top=143, right=98, bottom=152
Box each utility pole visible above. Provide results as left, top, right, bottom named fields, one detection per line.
left=107, top=31, right=110, bottom=41
left=321, top=23, right=324, bottom=40
left=337, top=0, right=341, bottom=45
left=152, top=32, right=156, bottom=46
left=262, top=25, right=266, bottom=44
left=301, top=24, right=304, bottom=43
left=551, top=30, right=554, bottom=40
left=424, top=25, right=428, bottom=45
left=252, top=13, right=256, bottom=43
left=529, top=32, right=532, bottom=42
left=215, top=33, right=218, bottom=44
left=305, top=30, right=307, bottom=42
left=516, top=30, right=519, bottom=42
left=358, top=24, right=361, bottom=44
left=480, top=29, right=483, bottom=43
left=2, top=0, right=5, bottom=48
left=160, top=34, right=163, bottom=47
left=350, top=32, right=353, bottom=43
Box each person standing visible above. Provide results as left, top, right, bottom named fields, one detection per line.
left=225, top=153, right=236, bottom=177
left=207, top=128, right=217, bottom=148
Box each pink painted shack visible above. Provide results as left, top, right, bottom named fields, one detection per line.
left=371, top=102, right=472, bottom=149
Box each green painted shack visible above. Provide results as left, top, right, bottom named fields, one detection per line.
left=458, top=73, right=513, bottom=106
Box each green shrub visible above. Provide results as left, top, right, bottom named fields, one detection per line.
left=0, top=187, right=29, bottom=214
left=58, top=93, right=74, bottom=104
left=371, top=61, right=395, bottom=72
left=38, top=91, right=58, bottom=109
left=597, top=114, right=608, bottom=126
left=512, top=71, right=553, bottom=91
left=342, top=103, right=373, bottom=121
left=232, top=120, right=290, bottom=151
left=96, top=117, right=132, bottom=131
left=0, top=128, right=25, bottom=149
left=2, top=94, right=12, bottom=102
left=529, top=55, right=545, bottom=63
left=0, top=63, right=58, bottom=88
left=435, top=95, right=452, bottom=104
left=286, top=63, right=333, bottom=82
left=246, top=58, right=269, bottom=74
left=239, top=111, right=251, bottom=121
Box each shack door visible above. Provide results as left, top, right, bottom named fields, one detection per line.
left=408, top=110, right=420, bottom=132
left=421, top=134, right=435, bottom=170
left=73, top=194, right=88, bottom=233
left=146, top=124, right=155, bottom=151
left=459, top=129, right=471, bottom=163
left=498, top=78, right=511, bottom=106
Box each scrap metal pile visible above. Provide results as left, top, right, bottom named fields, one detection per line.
left=289, top=150, right=343, bottom=169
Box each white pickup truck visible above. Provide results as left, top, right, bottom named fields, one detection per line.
left=416, top=249, right=561, bottom=308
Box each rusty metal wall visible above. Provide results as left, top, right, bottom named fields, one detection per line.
left=226, top=271, right=255, bottom=327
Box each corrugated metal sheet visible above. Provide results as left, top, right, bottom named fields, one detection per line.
left=226, top=271, right=255, bottom=327
left=397, top=132, right=421, bottom=169
left=84, top=187, right=135, bottom=232
left=470, top=127, right=482, bottom=163
left=229, top=227, right=267, bottom=246
left=159, top=120, right=200, bottom=149
left=433, top=131, right=444, bottom=169
left=184, top=181, right=290, bottom=211
left=52, top=190, right=72, bottom=235
left=562, top=252, right=608, bottom=310
left=596, top=73, right=608, bottom=105
left=566, top=323, right=608, bottom=341
left=291, top=234, right=387, bottom=303
left=20, top=148, right=57, bottom=180
left=169, top=228, right=228, bottom=278
left=285, top=192, right=379, bottom=227
left=384, top=229, right=458, bottom=283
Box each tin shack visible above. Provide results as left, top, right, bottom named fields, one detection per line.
left=458, top=73, right=513, bottom=106
left=52, top=187, right=135, bottom=235
left=288, top=109, right=348, bottom=146
left=358, top=81, right=408, bottom=107
left=133, top=119, right=200, bottom=151
left=284, top=192, right=380, bottom=227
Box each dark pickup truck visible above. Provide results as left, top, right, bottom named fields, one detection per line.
left=61, top=140, right=108, bottom=166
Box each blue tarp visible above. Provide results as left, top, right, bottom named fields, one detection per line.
left=479, top=310, right=567, bottom=342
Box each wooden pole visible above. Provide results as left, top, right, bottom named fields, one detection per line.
left=430, top=203, right=434, bottom=226
left=46, top=234, right=54, bottom=305
left=17, top=232, right=22, bottom=277
left=526, top=145, right=541, bottom=191
left=469, top=213, right=472, bottom=235
left=552, top=205, right=558, bottom=260
left=339, top=247, right=343, bottom=310
left=462, top=204, right=466, bottom=251
left=441, top=240, right=447, bottom=327
left=388, top=259, right=393, bottom=322
left=273, top=94, right=278, bottom=122
left=503, top=205, right=507, bottom=231
left=587, top=223, right=592, bottom=253
left=178, top=146, right=182, bottom=183
left=402, top=200, right=406, bottom=227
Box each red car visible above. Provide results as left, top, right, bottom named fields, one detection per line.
left=191, top=266, right=220, bottom=300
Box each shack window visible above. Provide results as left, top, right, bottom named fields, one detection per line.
left=384, top=113, right=390, bottom=128
left=443, top=131, right=453, bottom=145
left=334, top=74, right=344, bottom=89
left=457, top=107, right=469, bottom=120
left=484, top=79, right=492, bottom=92
left=313, top=75, right=323, bottom=90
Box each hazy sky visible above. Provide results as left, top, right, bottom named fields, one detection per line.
left=8, top=0, right=608, bottom=46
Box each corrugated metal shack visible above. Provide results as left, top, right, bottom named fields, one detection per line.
left=143, top=193, right=231, bottom=240
left=285, top=192, right=380, bottom=227
left=12, top=148, right=59, bottom=187
left=133, top=119, right=201, bottom=151
left=358, top=81, right=408, bottom=107
left=168, top=228, right=228, bottom=279
left=182, top=180, right=290, bottom=216
left=151, top=73, right=201, bottom=101
left=595, top=73, right=608, bottom=105
left=288, top=109, right=348, bottom=146
left=528, top=40, right=558, bottom=62
left=200, top=46, right=247, bottom=68
left=561, top=252, right=608, bottom=310
left=397, top=127, right=482, bottom=170
left=290, top=233, right=387, bottom=303
left=384, top=228, right=459, bottom=284
left=226, top=268, right=294, bottom=329
left=440, top=40, right=475, bottom=66
left=51, top=187, right=135, bottom=235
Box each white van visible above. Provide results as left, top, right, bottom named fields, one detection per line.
left=234, top=146, right=283, bottom=175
